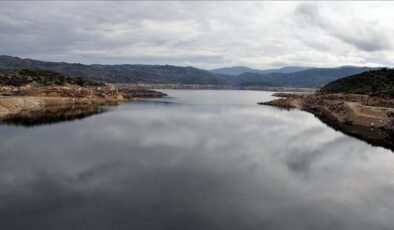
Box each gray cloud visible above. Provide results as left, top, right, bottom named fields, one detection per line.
left=294, top=3, right=393, bottom=52
left=0, top=2, right=394, bottom=68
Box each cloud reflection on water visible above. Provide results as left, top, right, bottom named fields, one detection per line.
left=0, top=90, right=393, bottom=230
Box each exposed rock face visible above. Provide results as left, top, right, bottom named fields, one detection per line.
left=0, top=69, right=167, bottom=124
left=0, top=96, right=100, bottom=119
left=0, top=85, right=123, bottom=107
left=0, top=69, right=167, bottom=101
left=0, top=85, right=167, bottom=125
left=0, top=84, right=166, bottom=101
left=261, top=93, right=394, bottom=151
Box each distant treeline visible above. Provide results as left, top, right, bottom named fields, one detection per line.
left=0, top=55, right=378, bottom=88
left=320, top=68, right=394, bottom=97
left=0, top=69, right=104, bottom=87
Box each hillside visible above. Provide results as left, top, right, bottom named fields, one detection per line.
left=230, top=66, right=374, bottom=88
left=0, top=55, right=226, bottom=85
left=0, top=69, right=104, bottom=87
left=320, top=68, right=394, bottom=97
left=262, top=67, right=394, bottom=151
left=0, top=55, right=377, bottom=87
left=210, top=66, right=262, bottom=75
left=210, top=66, right=310, bottom=75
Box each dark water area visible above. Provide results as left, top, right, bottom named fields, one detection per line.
left=1, top=105, right=107, bottom=127
left=0, top=90, right=393, bottom=230
left=313, top=114, right=394, bottom=152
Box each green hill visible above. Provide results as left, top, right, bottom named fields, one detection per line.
left=222, top=66, right=374, bottom=88
left=0, top=69, right=104, bottom=87
left=0, top=55, right=226, bottom=85
left=0, top=55, right=378, bottom=87
left=210, top=66, right=310, bottom=75
left=320, top=68, right=394, bottom=97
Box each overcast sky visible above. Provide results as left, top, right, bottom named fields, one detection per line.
left=1, top=1, right=394, bottom=69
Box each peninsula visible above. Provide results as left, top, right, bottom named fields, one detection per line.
left=0, top=69, right=166, bottom=123
left=261, top=68, right=394, bottom=150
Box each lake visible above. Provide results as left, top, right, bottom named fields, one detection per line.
left=0, top=90, right=393, bottom=230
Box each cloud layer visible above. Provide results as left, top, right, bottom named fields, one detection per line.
left=1, top=1, right=394, bottom=68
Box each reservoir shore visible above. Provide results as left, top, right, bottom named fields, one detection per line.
left=261, top=93, right=394, bottom=151
left=0, top=84, right=166, bottom=122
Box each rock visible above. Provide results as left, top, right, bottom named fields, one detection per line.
left=259, top=93, right=394, bottom=151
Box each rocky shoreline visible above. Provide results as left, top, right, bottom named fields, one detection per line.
left=260, top=93, right=394, bottom=151
left=0, top=84, right=166, bottom=124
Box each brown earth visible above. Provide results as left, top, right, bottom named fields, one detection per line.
left=260, top=93, right=394, bottom=151
left=0, top=96, right=102, bottom=119
left=0, top=84, right=166, bottom=123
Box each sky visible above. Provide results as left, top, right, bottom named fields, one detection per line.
left=1, top=1, right=394, bottom=69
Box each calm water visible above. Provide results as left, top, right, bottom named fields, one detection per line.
left=0, top=90, right=393, bottom=230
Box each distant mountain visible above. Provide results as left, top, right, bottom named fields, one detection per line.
left=210, top=66, right=263, bottom=75
left=209, top=66, right=310, bottom=75
left=0, top=55, right=226, bottom=85
left=0, top=55, right=379, bottom=88
left=270, top=66, right=312, bottom=74
left=320, top=68, right=394, bottom=97
left=226, top=66, right=376, bottom=88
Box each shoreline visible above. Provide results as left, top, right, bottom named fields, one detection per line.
left=115, top=83, right=317, bottom=92
left=0, top=85, right=167, bottom=125
left=260, top=93, right=394, bottom=151
left=0, top=96, right=109, bottom=119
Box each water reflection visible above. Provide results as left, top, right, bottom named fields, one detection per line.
left=315, top=115, right=394, bottom=151
left=1, top=105, right=107, bottom=127
left=0, top=90, right=393, bottom=230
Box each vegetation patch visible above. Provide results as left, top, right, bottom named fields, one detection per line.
left=0, top=69, right=105, bottom=87
left=320, top=68, right=394, bottom=97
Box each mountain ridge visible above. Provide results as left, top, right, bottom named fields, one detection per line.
left=0, top=55, right=380, bottom=88
left=210, top=66, right=311, bottom=75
